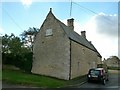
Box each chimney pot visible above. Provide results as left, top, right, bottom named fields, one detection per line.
left=67, top=18, right=74, bottom=30
left=81, top=31, right=86, bottom=38
left=89, top=41, right=92, bottom=44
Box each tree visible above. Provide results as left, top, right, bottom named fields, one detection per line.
left=2, top=34, right=10, bottom=53
left=2, top=33, right=32, bottom=72
left=21, top=27, right=39, bottom=51
left=2, top=33, right=29, bottom=54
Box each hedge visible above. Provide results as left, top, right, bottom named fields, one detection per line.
left=2, top=52, right=33, bottom=72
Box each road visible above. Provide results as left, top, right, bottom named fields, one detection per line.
left=73, top=70, right=120, bottom=90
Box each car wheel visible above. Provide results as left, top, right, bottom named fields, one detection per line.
left=87, top=79, right=90, bottom=82
left=106, top=77, right=109, bottom=81
left=102, top=79, right=106, bottom=85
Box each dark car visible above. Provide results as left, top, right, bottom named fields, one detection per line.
left=87, top=68, right=109, bottom=85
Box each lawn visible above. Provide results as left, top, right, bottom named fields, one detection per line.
left=2, top=65, right=87, bottom=88
left=0, top=70, right=2, bottom=80
left=2, top=69, right=67, bottom=88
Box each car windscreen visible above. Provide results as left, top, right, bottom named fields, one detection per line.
left=90, top=70, right=100, bottom=75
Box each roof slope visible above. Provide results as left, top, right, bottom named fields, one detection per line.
left=43, top=9, right=102, bottom=58
left=57, top=20, right=102, bottom=58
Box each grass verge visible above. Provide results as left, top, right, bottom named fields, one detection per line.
left=2, top=69, right=87, bottom=88
left=2, top=69, right=67, bottom=88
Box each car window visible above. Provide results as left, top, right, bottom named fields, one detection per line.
left=90, top=70, right=100, bottom=75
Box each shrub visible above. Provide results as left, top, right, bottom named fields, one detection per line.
left=2, top=52, right=33, bottom=72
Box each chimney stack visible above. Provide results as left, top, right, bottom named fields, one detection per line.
left=67, top=18, right=74, bottom=30
left=81, top=31, right=86, bottom=38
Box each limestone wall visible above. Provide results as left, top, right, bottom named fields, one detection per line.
left=70, top=41, right=99, bottom=79
left=31, top=13, right=70, bottom=80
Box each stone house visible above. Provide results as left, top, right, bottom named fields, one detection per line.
left=31, top=9, right=102, bottom=80
left=105, top=56, right=120, bottom=68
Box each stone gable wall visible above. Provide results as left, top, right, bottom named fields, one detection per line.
left=31, top=14, right=70, bottom=80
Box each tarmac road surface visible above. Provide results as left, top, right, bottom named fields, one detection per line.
left=74, top=70, right=120, bottom=90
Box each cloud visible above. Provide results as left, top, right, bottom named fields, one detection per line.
left=93, top=12, right=118, bottom=37
left=83, top=13, right=118, bottom=59
left=21, top=0, right=32, bottom=8
left=62, top=14, right=118, bottom=59
left=0, top=27, right=4, bottom=34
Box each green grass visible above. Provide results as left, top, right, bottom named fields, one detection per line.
left=0, top=70, right=2, bottom=80
left=2, top=65, right=87, bottom=88
left=2, top=69, right=67, bottom=88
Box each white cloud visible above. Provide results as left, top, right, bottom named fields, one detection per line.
left=83, top=13, right=118, bottom=59
left=0, top=27, right=4, bottom=34
left=21, top=0, right=32, bottom=8
left=62, top=13, right=118, bottom=59
left=94, top=12, right=118, bottom=37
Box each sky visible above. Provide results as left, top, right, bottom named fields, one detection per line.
left=0, top=0, right=119, bottom=59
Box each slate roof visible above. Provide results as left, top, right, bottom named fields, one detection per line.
left=46, top=10, right=102, bottom=58
left=57, top=19, right=102, bottom=58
